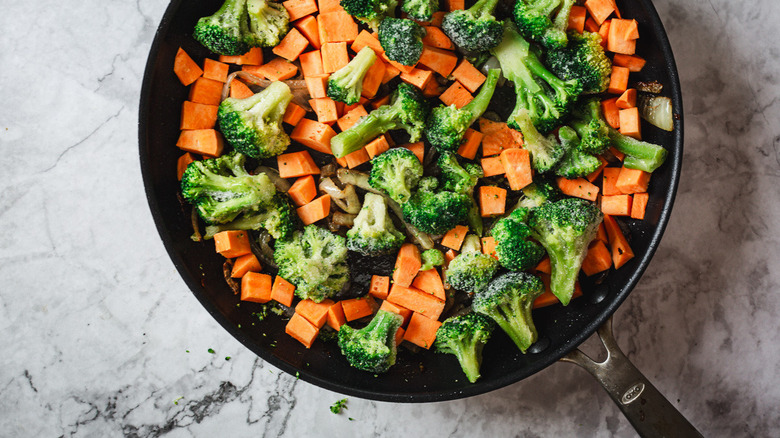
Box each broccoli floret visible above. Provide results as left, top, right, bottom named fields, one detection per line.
left=608, top=127, right=668, bottom=173
left=446, top=235, right=499, bottom=293
left=274, top=225, right=350, bottom=302
left=420, top=248, right=445, bottom=271
left=426, top=69, right=501, bottom=152
left=217, top=81, right=293, bottom=159
left=402, top=0, right=438, bottom=22
left=347, top=192, right=406, bottom=255
left=491, top=22, right=582, bottom=134
left=438, top=152, right=483, bottom=194
left=441, top=0, right=502, bottom=53
left=512, top=109, right=567, bottom=173
left=181, top=151, right=277, bottom=224
left=570, top=98, right=611, bottom=155
left=555, top=126, right=602, bottom=178
left=491, top=207, right=546, bottom=272
left=368, top=148, right=424, bottom=204
left=545, top=30, right=612, bottom=94
left=402, top=178, right=471, bottom=235
left=378, top=18, right=426, bottom=66
left=338, top=310, right=404, bottom=373
left=193, top=0, right=251, bottom=56
left=327, top=47, right=378, bottom=105
left=437, top=152, right=485, bottom=236
left=340, top=0, right=398, bottom=31
left=472, top=271, right=545, bottom=352
left=515, top=177, right=560, bottom=209
left=513, top=0, right=574, bottom=51
left=527, top=198, right=602, bottom=305
left=331, top=83, right=429, bottom=158
left=245, top=0, right=290, bottom=47
left=435, top=312, right=495, bottom=383
left=203, top=192, right=298, bottom=240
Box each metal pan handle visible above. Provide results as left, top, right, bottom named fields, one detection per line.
left=560, top=316, right=703, bottom=437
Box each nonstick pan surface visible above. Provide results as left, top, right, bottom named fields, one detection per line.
left=139, top=0, right=682, bottom=402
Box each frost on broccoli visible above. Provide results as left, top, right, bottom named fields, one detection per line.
left=338, top=310, right=404, bottom=373
left=217, top=81, right=293, bottom=159
left=513, top=0, right=575, bottom=51
left=378, top=17, right=426, bottom=66
left=274, top=225, right=350, bottom=302
left=435, top=313, right=495, bottom=383
left=368, top=147, right=424, bottom=204
left=491, top=207, right=546, bottom=272
left=181, top=151, right=277, bottom=224
left=554, top=126, right=602, bottom=178
left=194, top=0, right=290, bottom=55
left=445, top=235, right=499, bottom=293
left=441, top=0, right=503, bottom=53
left=346, top=192, right=406, bottom=255
left=340, top=0, right=398, bottom=31
left=472, top=272, right=545, bottom=352
left=402, top=0, right=438, bottom=23
left=402, top=177, right=471, bottom=235
left=545, top=30, right=612, bottom=94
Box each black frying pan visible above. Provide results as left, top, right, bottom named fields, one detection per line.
left=140, top=0, right=697, bottom=434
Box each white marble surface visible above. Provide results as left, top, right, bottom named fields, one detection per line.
left=2, top=0, right=779, bottom=436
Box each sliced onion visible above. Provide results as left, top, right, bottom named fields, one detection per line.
left=319, top=177, right=361, bottom=214
left=638, top=95, right=674, bottom=132
left=255, top=166, right=291, bottom=192
left=222, top=71, right=311, bottom=111
left=332, top=212, right=356, bottom=227
left=190, top=207, right=202, bottom=242
left=254, top=231, right=277, bottom=268
left=634, top=81, right=663, bottom=94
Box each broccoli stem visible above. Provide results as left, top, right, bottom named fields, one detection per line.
left=524, top=49, right=567, bottom=95
left=331, top=107, right=399, bottom=158
left=469, top=0, right=500, bottom=17
left=235, top=81, right=292, bottom=121
left=551, top=0, right=574, bottom=31
left=462, top=69, right=501, bottom=126
left=491, top=27, right=541, bottom=94
left=608, top=128, right=668, bottom=173
left=512, top=109, right=563, bottom=172
left=491, top=304, right=536, bottom=352
left=467, top=197, right=483, bottom=237
left=544, top=241, right=581, bottom=306
left=453, top=346, right=483, bottom=383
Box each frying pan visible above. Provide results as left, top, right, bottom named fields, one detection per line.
left=139, top=0, right=700, bottom=435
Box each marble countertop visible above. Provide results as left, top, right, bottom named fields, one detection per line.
left=2, top=0, right=779, bottom=436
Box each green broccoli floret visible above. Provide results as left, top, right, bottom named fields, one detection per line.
left=437, top=152, right=485, bottom=236
left=420, top=248, right=445, bottom=271
left=512, top=109, right=567, bottom=173
left=331, top=82, right=429, bottom=158
left=435, top=312, right=495, bottom=383
left=570, top=98, right=611, bottom=155
left=608, top=127, right=669, bottom=173
left=402, top=0, right=438, bottom=22
left=181, top=151, right=277, bottom=224
left=402, top=177, right=471, bottom=235
left=368, top=148, right=424, bottom=204
left=545, top=30, right=612, bottom=94
left=491, top=207, right=546, bottom=272
left=378, top=18, right=426, bottom=66
left=491, top=22, right=582, bottom=134
left=338, top=310, right=404, bottom=373
left=193, top=0, right=251, bottom=56
left=327, top=47, right=378, bottom=105
left=513, top=0, right=574, bottom=51
left=472, top=271, right=545, bottom=352
left=346, top=192, right=406, bottom=255
left=203, top=192, right=298, bottom=240
left=515, top=177, right=560, bottom=209
left=441, top=0, right=503, bottom=53
left=245, top=0, right=290, bottom=48
left=527, top=197, right=602, bottom=305
left=446, top=234, right=499, bottom=293
left=340, top=0, right=398, bottom=31
left=555, top=126, right=602, bottom=178
left=274, top=225, right=350, bottom=302
left=217, top=81, right=293, bottom=159
left=426, top=69, right=501, bottom=152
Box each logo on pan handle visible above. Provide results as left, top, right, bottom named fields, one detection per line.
left=621, top=382, right=645, bottom=405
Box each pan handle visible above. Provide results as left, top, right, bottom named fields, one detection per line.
left=560, top=316, right=703, bottom=437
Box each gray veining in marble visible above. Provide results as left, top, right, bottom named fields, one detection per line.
left=1, top=0, right=779, bottom=436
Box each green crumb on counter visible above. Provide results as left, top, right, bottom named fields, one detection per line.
left=330, top=398, right=348, bottom=414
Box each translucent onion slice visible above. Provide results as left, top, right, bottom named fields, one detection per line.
left=638, top=95, right=674, bottom=132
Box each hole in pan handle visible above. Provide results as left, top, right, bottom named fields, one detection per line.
left=560, top=316, right=703, bottom=438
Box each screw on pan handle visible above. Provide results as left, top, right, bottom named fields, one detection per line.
left=560, top=316, right=703, bottom=438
